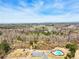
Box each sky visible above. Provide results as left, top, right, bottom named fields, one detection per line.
left=0, top=0, right=79, bottom=23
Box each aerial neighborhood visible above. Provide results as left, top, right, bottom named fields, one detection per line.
left=0, top=24, right=79, bottom=59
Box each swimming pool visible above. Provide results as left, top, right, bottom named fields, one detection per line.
left=52, top=50, right=64, bottom=56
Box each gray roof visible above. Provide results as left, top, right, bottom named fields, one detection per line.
left=32, top=51, right=48, bottom=59
left=32, top=51, right=44, bottom=57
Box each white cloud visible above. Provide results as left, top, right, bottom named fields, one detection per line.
left=52, top=0, right=64, bottom=9
left=0, top=0, right=79, bottom=23
left=0, top=7, right=79, bottom=23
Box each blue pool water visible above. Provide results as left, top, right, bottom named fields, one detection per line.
left=53, top=50, right=64, bottom=56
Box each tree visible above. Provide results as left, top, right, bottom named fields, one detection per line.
left=65, top=53, right=72, bottom=59
left=42, top=31, right=51, bottom=36
left=17, top=36, right=23, bottom=41
left=0, top=31, right=2, bottom=35
left=0, top=40, right=11, bottom=58
left=0, top=40, right=11, bottom=53
left=65, top=43, right=78, bottom=59
left=29, top=39, right=38, bottom=49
